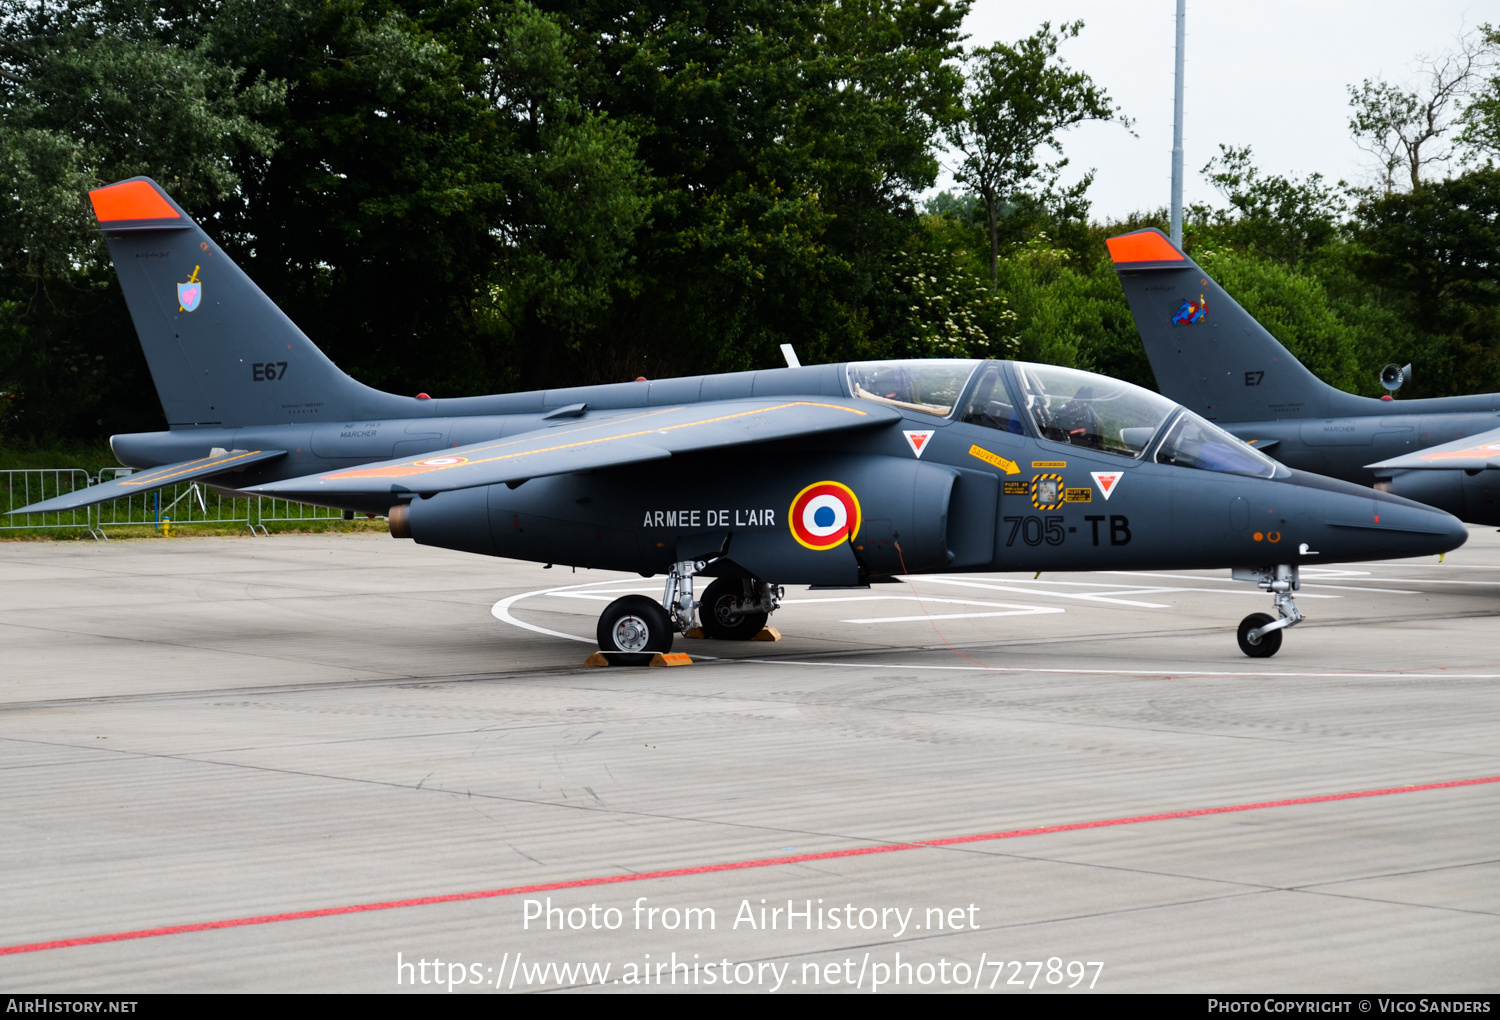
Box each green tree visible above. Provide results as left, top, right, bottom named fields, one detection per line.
left=0, top=0, right=283, bottom=441
left=490, top=0, right=971, bottom=379
left=0, top=0, right=984, bottom=442
left=945, top=21, right=1127, bottom=284
left=1195, top=144, right=1346, bottom=266
left=1456, top=23, right=1500, bottom=158
left=1347, top=27, right=1496, bottom=193
left=1351, top=168, right=1500, bottom=393
left=991, top=233, right=1147, bottom=385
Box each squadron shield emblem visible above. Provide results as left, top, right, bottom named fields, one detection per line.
left=177, top=266, right=203, bottom=313
left=789, top=480, right=861, bottom=551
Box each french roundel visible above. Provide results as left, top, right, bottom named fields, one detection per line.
left=789, top=481, right=861, bottom=551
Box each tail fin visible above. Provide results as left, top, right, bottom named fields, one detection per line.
left=1107, top=228, right=1370, bottom=422
left=91, top=178, right=411, bottom=428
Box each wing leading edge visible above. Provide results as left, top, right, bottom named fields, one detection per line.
left=250, top=398, right=902, bottom=499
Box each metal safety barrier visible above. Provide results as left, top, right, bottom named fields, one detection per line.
left=255, top=496, right=345, bottom=529
left=1, top=468, right=354, bottom=540
left=92, top=469, right=256, bottom=536
left=0, top=469, right=98, bottom=537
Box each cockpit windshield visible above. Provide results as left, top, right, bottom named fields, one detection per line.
left=847, top=360, right=980, bottom=417
left=1012, top=362, right=1177, bottom=458
left=1155, top=411, right=1280, bottom=478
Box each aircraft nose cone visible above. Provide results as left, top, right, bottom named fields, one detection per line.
left=1431, top=507, right=1471, bottom=552
left=1286, top=469, right=1468, bottom=562
left=1321, top=493, right=1468, bottom=560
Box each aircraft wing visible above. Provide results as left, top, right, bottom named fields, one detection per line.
left=249, top=398, right=902, bottom=499
left=7, top=449, right=288, bottom=515
left=1367, top=427, right=1500, bottom=471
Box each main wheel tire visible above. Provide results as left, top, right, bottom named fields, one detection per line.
left=1237, top=613, right=1283, bottom=658
left=597, top=595, right=673, bottom=666
left=698, top=577, right=769, bottom=640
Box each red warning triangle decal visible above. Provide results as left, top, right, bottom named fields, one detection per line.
left=1091, top=471, right=1122, bottom=499
left=903, top=430, right=934, bottom=459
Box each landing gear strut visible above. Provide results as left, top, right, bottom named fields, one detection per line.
left=1233, top=565, right=1303, bottom=658
left=662, top=558, right=707, bottom=633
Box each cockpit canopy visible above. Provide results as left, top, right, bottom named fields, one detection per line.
left=846, top=359, right=1280, bottom=479
left=845, top=359, right=978, bottom=417
left=1010, top=362, right=1175, bottom=458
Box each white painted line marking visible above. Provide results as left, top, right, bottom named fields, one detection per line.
left=491, top=578, right=646, bottom=644
left=1301, top=583, right=1417, bottom=594
left=913, top=576, right=1169, bottom=608
left=781, top=593, right=1066, bottom=624
left=546, top=589, right=661, bottom=601
left=845, top=610, right=1063, bottom=624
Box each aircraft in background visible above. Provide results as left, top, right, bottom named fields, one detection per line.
left=1109, top=228, right=1500, bottom=526
left=10, top=180, right=1471, bottom=659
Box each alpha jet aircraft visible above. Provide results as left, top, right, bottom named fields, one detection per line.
left=1109, top=228, right=1500, bottom=526
left=13, top=180, right=1470, bottom=659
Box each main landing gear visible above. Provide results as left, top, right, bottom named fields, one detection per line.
left=595, top=561, right=782, bottom=665
left=596, top=595, right=673, bottom=667
left=699, top=577, right=782, bottom=640
left=1233, top=565, right=1303, bottom=658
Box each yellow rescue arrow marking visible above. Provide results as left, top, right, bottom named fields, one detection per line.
left=968, top=444, right=1019, bottom=475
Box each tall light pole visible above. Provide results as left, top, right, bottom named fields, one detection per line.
left=1170, top=0, right=1185, bottom=246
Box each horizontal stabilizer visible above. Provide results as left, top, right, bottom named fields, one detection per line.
left=1368, top=427, right=1500, bottom=471
left=250, top=398, right=901, bottom=499
left=8, top=449, right=286, bottom=515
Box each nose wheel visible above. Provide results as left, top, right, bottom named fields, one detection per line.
left=1232, top=565, right=1303, bottom=658
left=1237, top=613, right=1282, bottom=658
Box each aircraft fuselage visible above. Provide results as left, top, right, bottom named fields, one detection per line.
left=110, top=361, right=1467, bottom=587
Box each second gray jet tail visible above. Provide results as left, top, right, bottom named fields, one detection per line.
left=1108, top=228, right=1368, bottom=423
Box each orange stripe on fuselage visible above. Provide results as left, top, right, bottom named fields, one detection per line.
left=1105, top=231, right=1184, bottom=264
left=89, top=181, right=180, bottom=223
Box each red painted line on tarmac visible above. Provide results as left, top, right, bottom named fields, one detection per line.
left=4, top=773, right=1497, bottom=957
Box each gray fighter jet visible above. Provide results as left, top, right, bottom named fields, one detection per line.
left=12, top=180, right=1471, bottom=659
left=1110, top=228, right=1500, bottom=526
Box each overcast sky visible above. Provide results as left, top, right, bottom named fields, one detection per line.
left=939, top=1, right=1491, bottom=222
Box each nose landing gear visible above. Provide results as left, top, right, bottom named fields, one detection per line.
left=1233, top=565, right=1303, bottom=658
